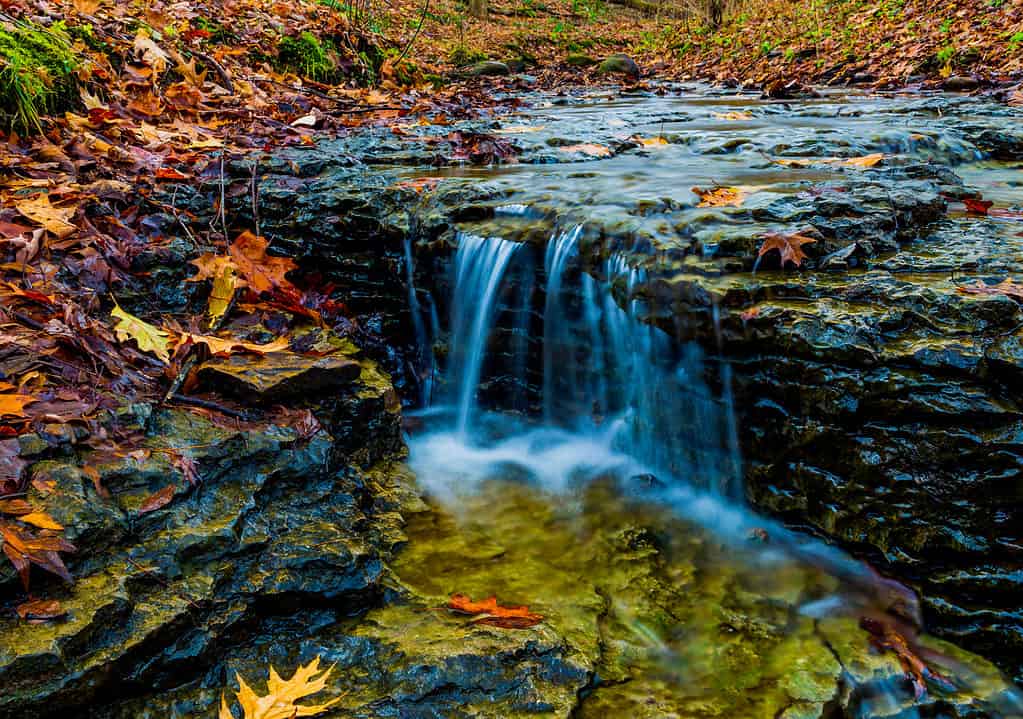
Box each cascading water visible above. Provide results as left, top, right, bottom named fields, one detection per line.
left=400, top=220, right=1023, bottom=718
left=446, top=232, right=523, bottom=436
left=417, top=223, right=740, bottom=495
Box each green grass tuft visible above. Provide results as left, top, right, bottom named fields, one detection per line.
left=276, top=31, right=341, bottom=82
left=0, top=20, right=79, bottom=134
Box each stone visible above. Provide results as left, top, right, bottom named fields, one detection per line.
left=468, top=60, right=510, bottom=77
left=597, top=54, right=640, bottom=78
left=565, top=53, right=597, bottom=67
left=195, top=352, right=361, bottom=403
left=943, top=75, right=979, bottom=92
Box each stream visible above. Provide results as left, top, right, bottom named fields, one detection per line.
left=2, top=86, right=1022, bottom=718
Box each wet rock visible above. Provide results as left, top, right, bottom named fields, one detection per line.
left=469, top=60, right=510, bottom=77
left=943, top=76, right=980, bottom=92
left=598, top=54, right=640, bottom=78
left=195, top=352, right=362, bottom=403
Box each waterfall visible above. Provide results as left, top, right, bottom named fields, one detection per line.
left=436, top=224, right=740, bottom=495
left=447, top=233, right=523, bottom=436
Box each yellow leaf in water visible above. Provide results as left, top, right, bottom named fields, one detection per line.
left=110, top=303, right=171, bottom=363
left=558, top=143, right=612, bottom=157
left=632, top=135, right=669, bottom=147
left=692, top=186, right=745, bottom=207
left=219, top=656, right=341, bottom=719
left=939, top=62, right=953, bottom=79
left=712, top=111, right=753, bottom=121
left=15, top=195, right=76, bottom=238
left=842, top=153, right=884, bottom=168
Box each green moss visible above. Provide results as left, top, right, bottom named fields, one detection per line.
left=0, top=20, right=79, bottom=133
left=447, top=45, right=487, bottom=67
left=276, top=31, right=341, bottom=83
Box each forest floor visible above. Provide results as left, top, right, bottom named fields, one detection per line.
left=0, top=0, right=1021, bottom=610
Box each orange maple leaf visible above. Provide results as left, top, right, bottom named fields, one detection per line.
left=446, top=593, right=543, bottom=628
left=693, top=186, right=744, bottom=207
left=228, top=231, right=298, bottom=295
left=756, top=230, right=817, bottom=268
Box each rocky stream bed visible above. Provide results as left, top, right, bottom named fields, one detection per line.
left=2, top=85, right=1023, bottom=718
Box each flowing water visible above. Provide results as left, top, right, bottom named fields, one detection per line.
left=394, top=87, right=1023, bottom=715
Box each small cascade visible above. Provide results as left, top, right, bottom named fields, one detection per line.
left=447, top=232, right=524, bottom=436
left=432, top=223, right=739, bottom=495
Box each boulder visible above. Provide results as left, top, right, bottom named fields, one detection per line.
left=468, top=60, right=510, bottom=77
left=598, top=53, right=640, bottom=78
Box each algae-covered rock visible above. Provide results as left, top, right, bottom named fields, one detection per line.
left=469, top=60, right=511, bottom=77
left=598, top=53, right=640, bottom=77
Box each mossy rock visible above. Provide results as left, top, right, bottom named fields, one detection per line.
left=598, top=53, right=640, bottom=77
left=468, top=60, right=510, bottom=76
left=448, top=45, right=487, bottom=68
left=0, top=20, right=79, bottom=133
left=275, top=31, right=343, bottom=83
left=566, top=52, right=597, bottom=67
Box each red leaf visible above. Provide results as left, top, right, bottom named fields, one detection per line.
left=963, top=198, right=993, bottom=215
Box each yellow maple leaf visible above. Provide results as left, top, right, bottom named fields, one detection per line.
left=692, top=186, right=745, bottom=207
left=15, top=195, right=77, bottom=238
left=110, top=303, right=171, bottom=363
left=176, top=333, right=291, bottom=356
left=632, top=135, right=669, bottom=147
left=219, top=657, right=341, bottom=719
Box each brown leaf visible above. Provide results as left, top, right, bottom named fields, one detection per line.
left=138, top=484, right=177, bottom=513
left=16, top=598, right=66, bottom=622
left=756, top=230, right=817, bottom=268
left=958, top=278, right=1023, bottom=302
left=15, top=195, right=77, bottom=238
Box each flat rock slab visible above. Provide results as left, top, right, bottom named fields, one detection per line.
left=196, top=352, right=362, bottom=403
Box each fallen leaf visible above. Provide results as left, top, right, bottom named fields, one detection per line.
left=16, top=598, right=66, bottom=622
left=842, top=153, right=884, bottom=168
left=15, top=195, right=77, bottom=238
left=133, top=29, right=170, bottom=74
left=17, top=512, right=63, bottom=531
left=111, top=303, right=172, bottom=362
left=712, top=110, right=753, bottom=120
left=958, top=278, right=1023, bottom=302
left=176, top=332, right=291, bottom=356
left=228, top=231, right=298, bottom=295
left=446, top=593, right=543, bottom=628
left=964, top=198, right=993, bottom=215
left=219, top=656, right=341, bottom=719
left=693, top=186, right=744, bottom=207
left=138, top=484, right=176, bottom=513
left=631, top=135, right=669, bottom=147
left=558, top=143, right=612, bottom=157
left=756, top=230, right=817, bottom=268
